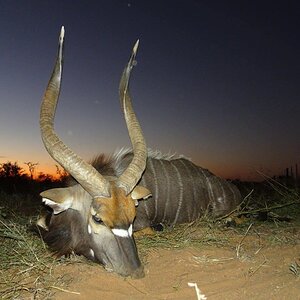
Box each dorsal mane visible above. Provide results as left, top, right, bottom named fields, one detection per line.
left=91, top=148, right=191, bottom=173
left=67, top=148, right=191, bottom=186
left=90, top=153, right=117, bottom=176
left=66, top=153, right=119, bottom=185
left=147, top=149, right=189, bottom=161
left=111, top=147, right=189, bottom=162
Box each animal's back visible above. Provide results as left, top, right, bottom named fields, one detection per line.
left=117, top=152, right=241, bottom=230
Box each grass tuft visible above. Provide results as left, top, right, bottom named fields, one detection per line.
left=0, top=198, right=74, bottom=299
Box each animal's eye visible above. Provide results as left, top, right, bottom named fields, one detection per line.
left=92, top=215, right=103, bottom=224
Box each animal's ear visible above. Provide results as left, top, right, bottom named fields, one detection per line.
left=40, top=187, right=74, bottom=214
left=131, top=186, right=152, bottom=200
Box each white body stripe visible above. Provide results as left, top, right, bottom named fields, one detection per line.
left=149, top=158, right=159, bottom=220
left=159, top=160, right=170, bottom=223
left=179, top=160, right=196, bottom=221
left=172, top=163, right=183, bottom=226
left=140, top=177, right=150, bottom=219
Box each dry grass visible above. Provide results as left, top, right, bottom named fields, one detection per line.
left=0, top=215, right=75, bottom=299
left=136, top=215, right=300, bottom=258
left=0, top=194, right=84, bottom=299
left=0, top=182, right=299, bottom=299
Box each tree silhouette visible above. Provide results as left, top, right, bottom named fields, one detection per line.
left=0, top=162, right=27, bottom=194
left=55, top=164, right=69, bottom=181
left=0, top=162, right=24, bottom=178
left=24, top=162, right=39, bottom=180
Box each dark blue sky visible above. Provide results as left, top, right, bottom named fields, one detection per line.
left=0, top=1, right=299, bottom=180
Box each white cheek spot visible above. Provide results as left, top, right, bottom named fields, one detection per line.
left=36, top=216, right=48, bottom=231
left=88, top=224, right=92, bottom=234
left=90, top=248, right=94, bottom=258
left=217, top=197, right=224, bottom=203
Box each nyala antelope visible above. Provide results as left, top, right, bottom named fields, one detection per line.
left=38, top=27, right=241, bottom=278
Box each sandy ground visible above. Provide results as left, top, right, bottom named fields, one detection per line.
left=52, top=228, right=300, bottom=300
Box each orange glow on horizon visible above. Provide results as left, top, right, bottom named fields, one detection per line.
left=21, top=163, right=64, bottom=180
left=3, top=161, right=263, bottom=183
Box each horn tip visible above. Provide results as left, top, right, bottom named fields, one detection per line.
left=133, top=39, right=139, bottom=54
left=60, top=26, right=65, bottom=43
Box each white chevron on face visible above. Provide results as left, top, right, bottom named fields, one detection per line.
left=112, top=224, right=133, bottom=238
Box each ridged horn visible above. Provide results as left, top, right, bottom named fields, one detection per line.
left=40, top=26, right=110, bottom=198
left=117, top=40, right=147, bottom=195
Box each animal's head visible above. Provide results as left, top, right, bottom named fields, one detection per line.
left=39, top=27, right=151, bottom=278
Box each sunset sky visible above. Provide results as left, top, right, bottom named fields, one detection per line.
left=0, top=1, right=299, bottom=181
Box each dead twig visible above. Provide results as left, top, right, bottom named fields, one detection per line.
left=236, top=223, right=253, bottom=259
left=49, top=285, right=80, bottom=295
left=215, top=189, right=254, bottom=221
left=236, top=201, right=300, bottom=217
left=248, top=257, right=267, bottom=277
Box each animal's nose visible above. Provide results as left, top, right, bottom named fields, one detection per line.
left=131, top=265, right=145, bottom=279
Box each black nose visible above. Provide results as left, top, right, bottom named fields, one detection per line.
left=131, top=265, right=145, bottom=279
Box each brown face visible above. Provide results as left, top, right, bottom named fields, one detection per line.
left=85, top=183, right=147, bottom=278
left=90, top=183, right=136, bottom=234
